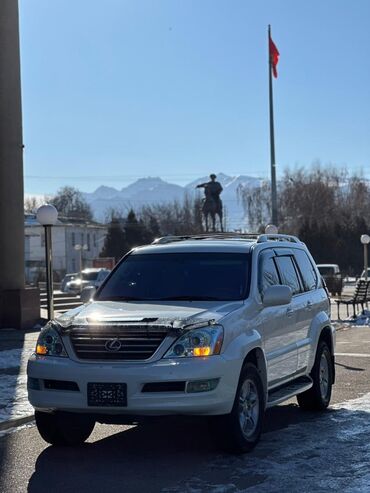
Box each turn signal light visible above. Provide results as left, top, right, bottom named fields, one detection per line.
left=36, top=345, right=48, bottom=355
left=193, top=346, right=211, bottom=357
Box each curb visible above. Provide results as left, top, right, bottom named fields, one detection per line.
left=0, top=414, right=35, bottom=432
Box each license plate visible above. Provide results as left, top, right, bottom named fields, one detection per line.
left=87, top=382, right=127, bottom=407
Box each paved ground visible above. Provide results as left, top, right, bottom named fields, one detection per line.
left=2, top=324, right=370, bottom=492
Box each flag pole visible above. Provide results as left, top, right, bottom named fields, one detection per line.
left=268, top=25, right=278, bottom=226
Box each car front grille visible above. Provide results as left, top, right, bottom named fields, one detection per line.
left=70, top=325, right=169, bottom=361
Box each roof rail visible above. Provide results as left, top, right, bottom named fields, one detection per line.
left=152, top=233, right=261, bottom=245
left=257, top=234, right=300, bottom=243
left=152, top=235, right=189, bottom=245
left=151, top=233, right=301, bottom=245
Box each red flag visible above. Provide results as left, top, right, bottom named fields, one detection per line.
left=269, top=36, right=279, bottom=78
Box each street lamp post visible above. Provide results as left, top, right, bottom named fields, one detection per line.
left=37, top=204, right=58, bottom=320
left=74, top=244, right=88, bottom=279
left=361, top=234, right=370, bottom=281
left=360, top=235, right=370, bottom=281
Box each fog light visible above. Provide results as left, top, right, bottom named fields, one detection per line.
left=186, top=378, right=219, bottom=393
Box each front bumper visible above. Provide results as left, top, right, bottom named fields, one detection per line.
left=27, top=354, right=241, bottom=416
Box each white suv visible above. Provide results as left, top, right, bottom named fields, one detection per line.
left=27, top=233, right=335, bottom=453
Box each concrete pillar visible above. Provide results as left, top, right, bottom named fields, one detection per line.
left=0, top=0, right=39, bottom=328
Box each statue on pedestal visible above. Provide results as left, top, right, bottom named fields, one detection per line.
left=196, top=174, right=223, bottom=232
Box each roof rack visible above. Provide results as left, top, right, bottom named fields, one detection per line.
left=257, top=234, right=300, bottom=244
left=152, top=233, right=300, bottom=245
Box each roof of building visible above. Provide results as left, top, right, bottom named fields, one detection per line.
left=24, top=213, right=106, bottom=228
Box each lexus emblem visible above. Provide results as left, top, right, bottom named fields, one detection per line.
left=105, top=338, right=122, bottom=352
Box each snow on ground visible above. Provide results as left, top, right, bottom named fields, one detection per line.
left=0, top=347, right=34, bottom=424
left=0, top=422, right=35, bottom=439
left=0, top=348, right=30, bottom=370
left=164, top=393, right=370, bottom=493
left=347, top=309, right=370, bottom=326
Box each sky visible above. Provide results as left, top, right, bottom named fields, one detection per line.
left=19, top=0, right=370, bottom=195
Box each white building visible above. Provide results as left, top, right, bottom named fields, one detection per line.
left=25, top=214, right=107, bottom=283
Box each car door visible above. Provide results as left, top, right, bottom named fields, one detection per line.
left=258, top=249, right=298, bottom=385
left=293, top=249, right=327, bottom=371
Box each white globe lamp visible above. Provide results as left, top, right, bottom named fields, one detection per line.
left=36, top=204, right=58, bottom=226
left=36, top=204, right=58, bottom=319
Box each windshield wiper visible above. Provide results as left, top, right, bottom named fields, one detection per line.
left=155, top=296, right=223, bottom=301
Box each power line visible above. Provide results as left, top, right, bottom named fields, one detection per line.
left=25, top=172, right=266, bottom=181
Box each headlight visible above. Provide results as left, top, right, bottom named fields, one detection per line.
left=164, top=325, right=223, bottom=358
left=35, top=323, right=68, bottom=357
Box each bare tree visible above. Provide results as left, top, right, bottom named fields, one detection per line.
left=49, top=186, right=93, bottom=221
left=141, top=195, right=204, bottom=236
left=238, top=164, right=370, bottom=273
left=237, top=180, right=271, bottom=231
left=24, top=195, right=45, bottom=213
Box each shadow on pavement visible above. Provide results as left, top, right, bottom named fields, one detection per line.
left=27, top=404, right=328, bottom=493
left=335, top=361, right=365, bottom=372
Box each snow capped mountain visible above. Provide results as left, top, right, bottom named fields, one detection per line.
left=186, top=173, right=261, bottom=191
left=121, top=177, right=184, bottom=200
left=92, top=185, right=121, bottom=200
left=83, top=173, right=262, bottom=228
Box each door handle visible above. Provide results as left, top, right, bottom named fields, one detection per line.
left=286, top=308, right=294, bottom=317
left=306, top=301, right=313, bottom=310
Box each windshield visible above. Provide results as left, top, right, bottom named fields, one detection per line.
left=97, top=252, right=250, bottom=301
left=82, top=271, right=100, bottom=281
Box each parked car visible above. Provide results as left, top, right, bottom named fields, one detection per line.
left=317, top=264, right=343, bottom=296
left=64, top=268, right=110, bottom=295
left=61, top=273, right=80, bottom=293
left=28, top=233, right=335, bottom=453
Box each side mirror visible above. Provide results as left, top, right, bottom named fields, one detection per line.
left=81, top=286, right=96, bottom=304
left=262, top=285, right=292, bottom=307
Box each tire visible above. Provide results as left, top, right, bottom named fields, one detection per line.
left=35, top=411, right=95, bottom=446
left=297, top=341, right=333, bottom=411
left=213, top=363, right=265, bottom=453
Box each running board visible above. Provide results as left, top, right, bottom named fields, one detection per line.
left=267, top=376, right=313, bottom=408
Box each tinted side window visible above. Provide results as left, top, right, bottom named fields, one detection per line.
left=294, top=250, right=317, bottom=291
left=259, top=254, right=280, bottom=293
left=275, top=256, right=302, bottom=295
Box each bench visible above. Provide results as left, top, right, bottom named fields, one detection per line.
left=334, top=279, right=370, bottom=320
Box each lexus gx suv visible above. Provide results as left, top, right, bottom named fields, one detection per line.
left=27, top=233, right=335, bottom=453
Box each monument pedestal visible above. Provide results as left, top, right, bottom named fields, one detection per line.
left=0, top=287, right=40, bottom=329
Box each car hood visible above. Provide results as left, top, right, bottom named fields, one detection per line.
left=56, top=299, right=243, bottom=330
